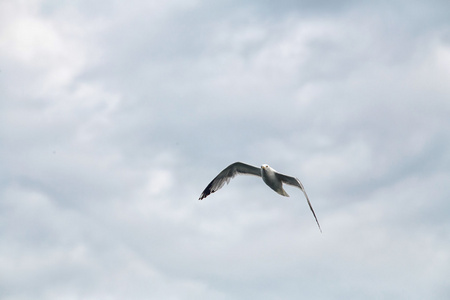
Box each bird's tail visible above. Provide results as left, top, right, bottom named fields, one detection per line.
left=277, top=188, right=290, bottom=197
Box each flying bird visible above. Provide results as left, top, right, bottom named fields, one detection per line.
left=199, top=162, right=321, bottom=232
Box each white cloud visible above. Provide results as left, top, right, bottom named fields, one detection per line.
left=1, top=0, right=450, bottom=299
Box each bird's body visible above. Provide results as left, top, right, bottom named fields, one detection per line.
left=261, top=164, right=289, bottom=197
left=199, top=162, right=322, bottom=232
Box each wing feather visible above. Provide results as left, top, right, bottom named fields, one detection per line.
left=277, top=173, right=322, bottom=232
left=199, top=162, right=261, bottom=200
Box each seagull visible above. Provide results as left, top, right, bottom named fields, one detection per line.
left=199, top=162, right=321, bottom=232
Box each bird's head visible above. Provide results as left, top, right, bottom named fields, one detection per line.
left=261, top=164, right=269, bottom=169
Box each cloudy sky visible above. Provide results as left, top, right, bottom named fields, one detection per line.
left=1, top=0, right=450, bottom=299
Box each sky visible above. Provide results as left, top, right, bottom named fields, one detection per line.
left=1, top=0, right=450, bottom=299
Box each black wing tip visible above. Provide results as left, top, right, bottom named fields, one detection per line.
left=199, top=187, right=213, bottom=200
left=314, top=216, right=322, bottom=233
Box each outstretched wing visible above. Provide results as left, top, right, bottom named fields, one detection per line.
left=199, top=162, right=261, bottom=200
left=276, top=173, right=322, bottom=233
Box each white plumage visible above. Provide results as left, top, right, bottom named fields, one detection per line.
left=199, top=162, right=322, bottom=232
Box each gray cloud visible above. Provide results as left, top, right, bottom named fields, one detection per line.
left=1, top=0, right=450, bottom=299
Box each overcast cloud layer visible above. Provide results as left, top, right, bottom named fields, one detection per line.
left=1, top=0, right=450, bottom=299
